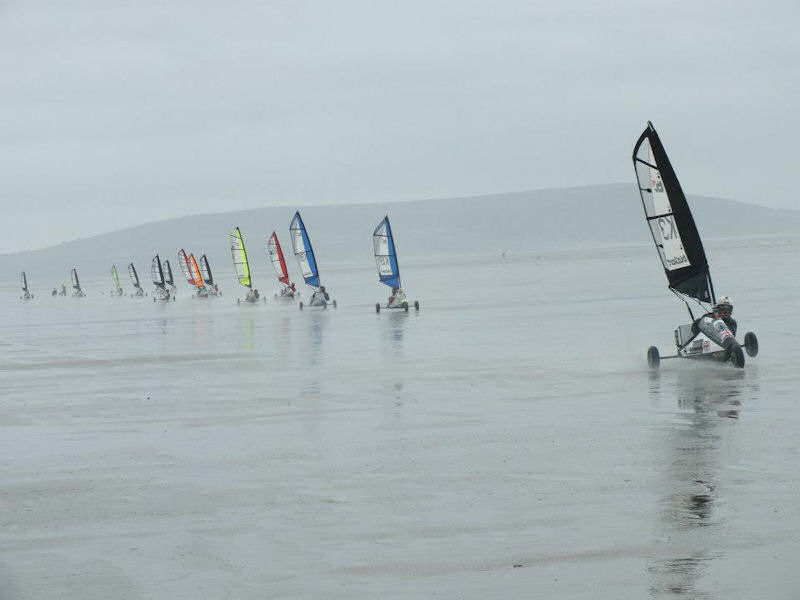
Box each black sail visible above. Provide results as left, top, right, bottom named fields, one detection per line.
left=128, top=262, right=141, bottom=288
left=632, top=121, right=714, bottom=304
left=151, top=254, right=165, bottom=288
left=200, top=254, right=214, bottom=285
left=162, top=259, right=174, bottom=286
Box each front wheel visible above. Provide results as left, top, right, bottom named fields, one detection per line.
left=375, top=303, right=380, bottom=313
left=647, top=346, right=660, bottom=369
left=744, top=331, right=759, bottom=357
left=299, top=301, right=303, bottom=311
left=403, top=301, right=408, bottom=312
left=731, top=343, right=746, bottom=368
left=332, top=300, right=337, bottom=309
left=414, top=300, right=419, bottom=311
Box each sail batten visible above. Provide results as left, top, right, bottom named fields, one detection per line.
left=178, top=249, right=194, bottom=285
left=151, top=254, right=165, bottom=288
left=268, top=231, right=290, bottom=285
left=128, top=263, right=141, bottom=288
left=289, top=212, right=320, bottom=287
left=162, top=259, right=174, bottom=286
left=373, top=216, right=401, bottom=288
left=230, top=227, right=252, bottom=288
left=633, top=121, right=714, bottom=304
left=111, top=265, right=121, bottom=292
left=188, top=254, right=203, bottom=288
left=200, top=254, right=214, bottom=286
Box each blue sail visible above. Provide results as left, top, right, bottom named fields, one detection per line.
left=373, top=216, right=400, bottom=288
left=290, top=211, right=320, bottom=287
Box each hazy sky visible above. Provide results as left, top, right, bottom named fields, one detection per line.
left=1, top=0, right=798, bottom=252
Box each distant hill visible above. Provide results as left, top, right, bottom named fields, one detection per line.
left=3, top=183, right=800, bottom=283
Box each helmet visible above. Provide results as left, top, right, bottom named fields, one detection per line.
left=320, top=286, right=326, bottom=292
left=714, top=296, right=733, bottom=313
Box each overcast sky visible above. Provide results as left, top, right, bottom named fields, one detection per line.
left=1, top=0, right=798, bottom=252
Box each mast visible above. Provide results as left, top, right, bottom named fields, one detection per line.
left=373, top=215, right=401, bottom=288
left=162, top=259, right=174, bottom=286
left=21, top=271, right=28, bottom=293
left=188, top=254, right=204, bottom=288
left=632, top=121, right=714, bottom=305
left=128, top=262, right=141, bottom=288
left=200, top=254, right=214, bottom=286
left=230, top=227, right=252, bottom=288
left=289, top=211, right=320, bottom=287
left=268, top=231, right=289, bottom=285
left=151, top=254, right=165, bottom=288
left=178, top=249, right=194, bottom=285
left=111, top=265, right=121, bottom=291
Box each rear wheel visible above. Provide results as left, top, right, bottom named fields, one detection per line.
left=731, top=343, right=746, bottom=368
left=375, top=303, right=380, bottom=313
left=744, top=331, right=758, bottom=357
left=647, top=346, right=660, bottom=369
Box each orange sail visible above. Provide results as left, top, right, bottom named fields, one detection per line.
left=188, top=253, right=204, bottom=287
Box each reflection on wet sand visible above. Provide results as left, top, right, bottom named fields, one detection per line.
left=648, top=367, right=758, bottom=598
left=240, top=315, right=254, bottom=352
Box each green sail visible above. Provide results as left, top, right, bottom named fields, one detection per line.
left=111, top=265, right=121, bottom=291
left=230, top=227, right=252, bottom=288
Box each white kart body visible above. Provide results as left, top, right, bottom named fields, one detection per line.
left=674, top=319, right=732, bottom=360
left=278, top=286, right=297, bottom=299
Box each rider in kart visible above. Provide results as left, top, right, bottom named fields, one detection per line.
left=691, top=296, right=737, bottom=348
left=388, top=286, right=407, bottom=308
left=309, top=285, right=330, bottom=306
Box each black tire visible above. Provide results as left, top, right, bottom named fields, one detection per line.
left=237, top=299, right=240, bottom=305
left=414, top=300, right=419, bottom=311
left=333, top=300, right=337, bottom=309
left=647, top=346, right=660, bottom=369
left=731, top=343, right=745, bottom=368
left=375, top=303, right=380, bottom=313
left=299, top=301, right=303, bottom=311
left=744, top=332, right=758, bottom=357
left=403, top=302, right=408, bottom=312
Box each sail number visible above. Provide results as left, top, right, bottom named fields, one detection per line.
left=658, top=216, right=678, bottom=240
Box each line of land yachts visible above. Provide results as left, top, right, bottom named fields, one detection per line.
left=16, top=123, right=760, bottom=368
left=20, top=212, right=417, bottom=313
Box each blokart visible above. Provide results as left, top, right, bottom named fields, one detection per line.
left=632, top=121, right=759, bottom=370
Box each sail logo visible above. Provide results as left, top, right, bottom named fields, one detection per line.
left=666, top=254, right=689, bottom=267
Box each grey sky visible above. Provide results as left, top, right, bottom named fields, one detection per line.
left=1, top=0, right=798, bottom=253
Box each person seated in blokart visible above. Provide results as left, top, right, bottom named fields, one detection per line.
left=309, top=285, right=330, bottom=307
left=691, top=296, right=738, bottom=348
left=387, top=286, right=407, bottom=308
left=197, top=285, right=209, bottom=298
left=134, top=287, right=144, bottom=297
left=280, top=282, right=297, bottom=297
